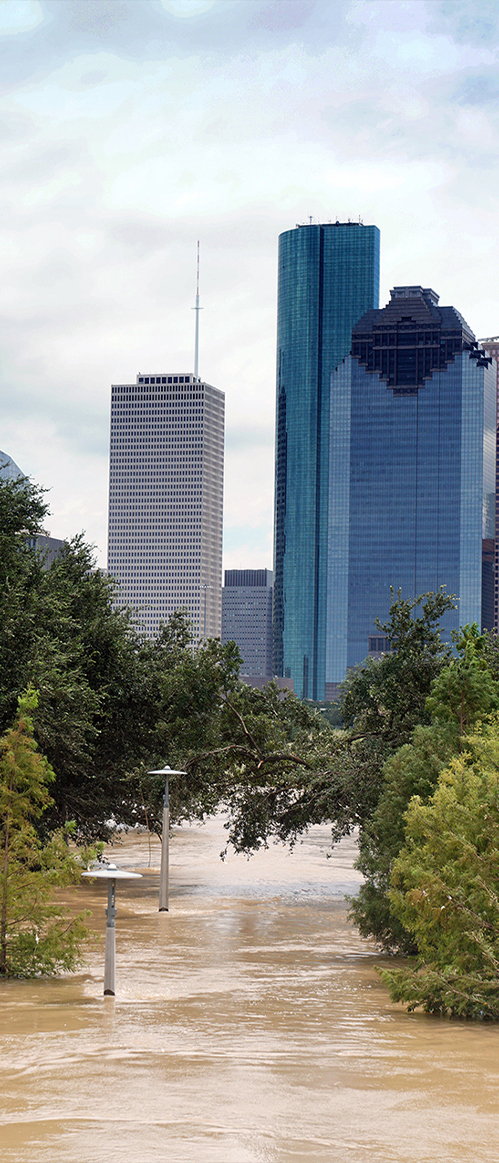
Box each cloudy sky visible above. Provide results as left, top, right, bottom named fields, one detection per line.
left=1, top=0, right=498, bottom=569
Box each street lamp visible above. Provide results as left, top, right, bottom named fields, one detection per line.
left=147, top=765, right=186, bottom=912
left=82, top=861, right=142, bottom=996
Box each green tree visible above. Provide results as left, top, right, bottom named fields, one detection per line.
left=0, top=473, right=49, bottom=730
left=0, top=475, right=471, bottom=876
left=350, top=723, right=456, bottom=952
left=0, top=471, right=240, bottom=837
left=215, top=589, right=457, bottom=859
left=137, top=632, right=245, bottom=831
left=342, top=587, right=456, bottom=748
left=379, top=716, right=499, bottom=1019
left=0, top=691, right=89, bottom=978
left=426, top=624, right=499, bottom=747
left=201, top=680, right=337, bottom=854
left=350, top=624, right=499, bottom=951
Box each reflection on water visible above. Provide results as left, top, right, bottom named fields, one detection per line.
left=1, top=817, right=499, bottom=1162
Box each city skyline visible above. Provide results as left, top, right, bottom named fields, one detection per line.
left=0, top=1, right=498, bottom=574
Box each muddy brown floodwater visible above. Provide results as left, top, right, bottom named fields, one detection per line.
left=1, top=817, right=499, bottom=1163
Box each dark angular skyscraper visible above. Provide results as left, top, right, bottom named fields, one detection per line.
left=327, top=286, right=496, bottom=684
left=273, top=220, right=380, bottom=700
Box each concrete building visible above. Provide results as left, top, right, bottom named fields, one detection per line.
left=273, top=220, right=380, bottom=700
left=222, top=569, right=273, bottom=678
left=326, top=286, right=495, bottom=689
left=108, top=371, right=224, bottom=640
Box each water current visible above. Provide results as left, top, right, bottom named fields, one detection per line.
left=1, top=816, right=499, bottom=1162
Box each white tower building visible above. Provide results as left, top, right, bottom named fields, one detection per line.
left=108, top=371, right=224, bottom=640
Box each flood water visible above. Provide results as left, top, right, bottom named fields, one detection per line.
left=1, top=816, right=499, bottom=1163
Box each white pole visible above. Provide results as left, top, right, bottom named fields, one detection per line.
left=194, top=241, right=200, bottom=378
left=158, top=775, right=170, bottom=912
left=104, top=878, right=116, bottom=996
left=193, top=240, right=202, bottom=379
left=147, top=765, right=186, bottom=913
left=82, top=866, right=141, bottom=996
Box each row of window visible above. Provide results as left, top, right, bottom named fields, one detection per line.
left=137, top=375, right=197, bottom=385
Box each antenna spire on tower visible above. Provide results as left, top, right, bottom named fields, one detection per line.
left=193, top=240, right=203, bottom=379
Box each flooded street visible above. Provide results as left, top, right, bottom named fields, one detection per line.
left=1, top=817, right=499, bottom=1162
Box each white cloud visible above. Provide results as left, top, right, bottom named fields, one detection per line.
left=160, top=0, right=217, bottom=17
left=0, top=0, right=498, bottom=570
left=0, top=1, right=43, bottom=36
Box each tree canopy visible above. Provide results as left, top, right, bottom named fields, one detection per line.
left=379, top=716, right=499, bottom=1019
left=214, top=588, right=458, bottom=859
left=0, top=473, right=245, bottom=837
left=0, top=690, right=89, bottom=978
left=351, top=621, right=499, bottom=953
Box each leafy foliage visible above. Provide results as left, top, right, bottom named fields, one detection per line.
left=342, top=587, right=455, bottom=748
left=0, top=691, right=90, bottom=978
left=195, top=588, right=459, bottom=861
left=350, top=724, right=456, bottom=952
left=0, top=474, right=245, bottom=838
left=139, top=672, right=337, bottom=849
left=426, top=624, right=499, bottom=746
left=379, top=717, right=499, bottom=1019
left=351, top=621, right=499, bottom=952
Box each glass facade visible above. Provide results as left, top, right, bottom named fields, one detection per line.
left=273, top=221, right=380, bottom=700
left=0, top=451, right=23, bottom=481
left=327, top=288, right=496, bottom=683
left=478, top=336, right=499, bottom=632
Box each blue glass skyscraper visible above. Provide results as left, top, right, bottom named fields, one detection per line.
left=327, top=286, right=496, bottom=685
left=273, top=221, right=380, bottom=700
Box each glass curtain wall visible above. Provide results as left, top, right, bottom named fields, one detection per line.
left=273, top=221, right=380, bottom=700
left=326, top=290, right=496, bottom=683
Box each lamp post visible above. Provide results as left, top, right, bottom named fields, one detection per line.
left=82, top=862, right=142, bottom=996
left=147, top=765, right=186, bottom=911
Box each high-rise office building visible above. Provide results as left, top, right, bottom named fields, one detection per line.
left=108, top=371, right=224, bottom=639
left=222, top=569, right=273, bottom=678
left=479, top=335, right=499, bottom=632
left=0, top=452, right=66, bottom=566
left=0, top=450, right=23, bottom=480
left=273, top=220, right=380, bottom=700
left=326, top=286, right=496, bottom=688
left=26, top=534, right=66, bottom=568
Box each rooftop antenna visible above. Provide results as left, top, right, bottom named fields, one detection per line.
left=192, top=240, right=203, bottom=379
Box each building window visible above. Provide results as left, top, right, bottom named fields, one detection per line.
left=368, top=636, right=390, bottom=654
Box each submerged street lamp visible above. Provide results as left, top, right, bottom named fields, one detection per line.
left=82, top=861, right=142, bottom=996
left=147, top=765, right=186, bottom=912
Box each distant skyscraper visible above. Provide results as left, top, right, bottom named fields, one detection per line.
left=479, top=335, right=499, bottom=632
left=108, top=371, right=224, bottom=639
left=273, top=220, right=380, bottom=700
left=26, top=534, right=66, bottom=569
left=327, top=286, right=495, bottom=688
left=222, top=569, right=273, bottom=678
left=0, top=450, right=23, bottom=480
left=0, top=452, right=66, bottom=566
